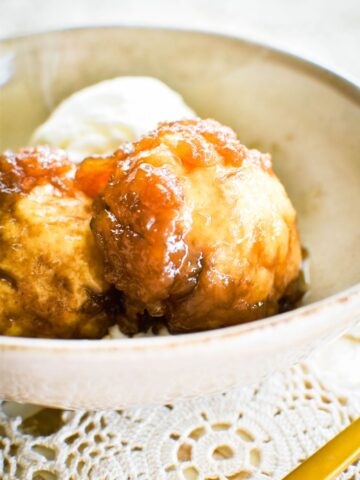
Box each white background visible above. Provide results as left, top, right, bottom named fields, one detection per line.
left=0, top=0, right=359, bottom=80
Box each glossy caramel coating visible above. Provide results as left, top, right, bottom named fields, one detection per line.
left=75, top=155, right=118, bottom=198
left=91, top=119, right=302, bottom=333
left=0, top=146, right=118, bottom=338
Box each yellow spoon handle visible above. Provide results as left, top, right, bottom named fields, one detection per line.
left=284, top=417, right=360, bottom=480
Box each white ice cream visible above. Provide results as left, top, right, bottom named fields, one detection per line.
left=30, top=76, right=195, bottom=162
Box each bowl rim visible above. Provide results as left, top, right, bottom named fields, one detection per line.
left=0, top=25, right=359, bottom=352
left=2, top=24, right=360, bottom=102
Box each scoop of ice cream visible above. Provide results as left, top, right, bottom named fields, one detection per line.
left=30, top=76, right=195, bottom=163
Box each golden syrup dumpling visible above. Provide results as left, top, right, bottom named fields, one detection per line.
left=0, top=146, right=116, bottom=338
left=91, top=119, right=302, bottom=333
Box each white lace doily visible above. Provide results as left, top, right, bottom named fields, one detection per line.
left=1, top=336, right=360, bottom=480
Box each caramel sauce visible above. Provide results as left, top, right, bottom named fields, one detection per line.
left=0, top=146, right=75, bottom=207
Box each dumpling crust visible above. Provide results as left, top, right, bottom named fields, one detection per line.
left=0, top=146, right=117, bottom=338
left=90, top=119, right=302, bottom=333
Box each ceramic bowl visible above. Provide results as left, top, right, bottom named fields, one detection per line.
left=0, top=27, right=359, bottom=409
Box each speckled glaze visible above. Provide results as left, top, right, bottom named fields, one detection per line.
left=0, top=27, right=359, bottom=409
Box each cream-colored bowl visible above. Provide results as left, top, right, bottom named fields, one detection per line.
left=0, top=27, right=359, bottom=409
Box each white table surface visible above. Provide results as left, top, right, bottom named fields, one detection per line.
left=0, top=0, right=359, bottom=81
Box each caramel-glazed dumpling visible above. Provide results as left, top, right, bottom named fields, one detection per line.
left=0, top=146, right=119, bottom=338
left=88, top=119, right=302, bottom=333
